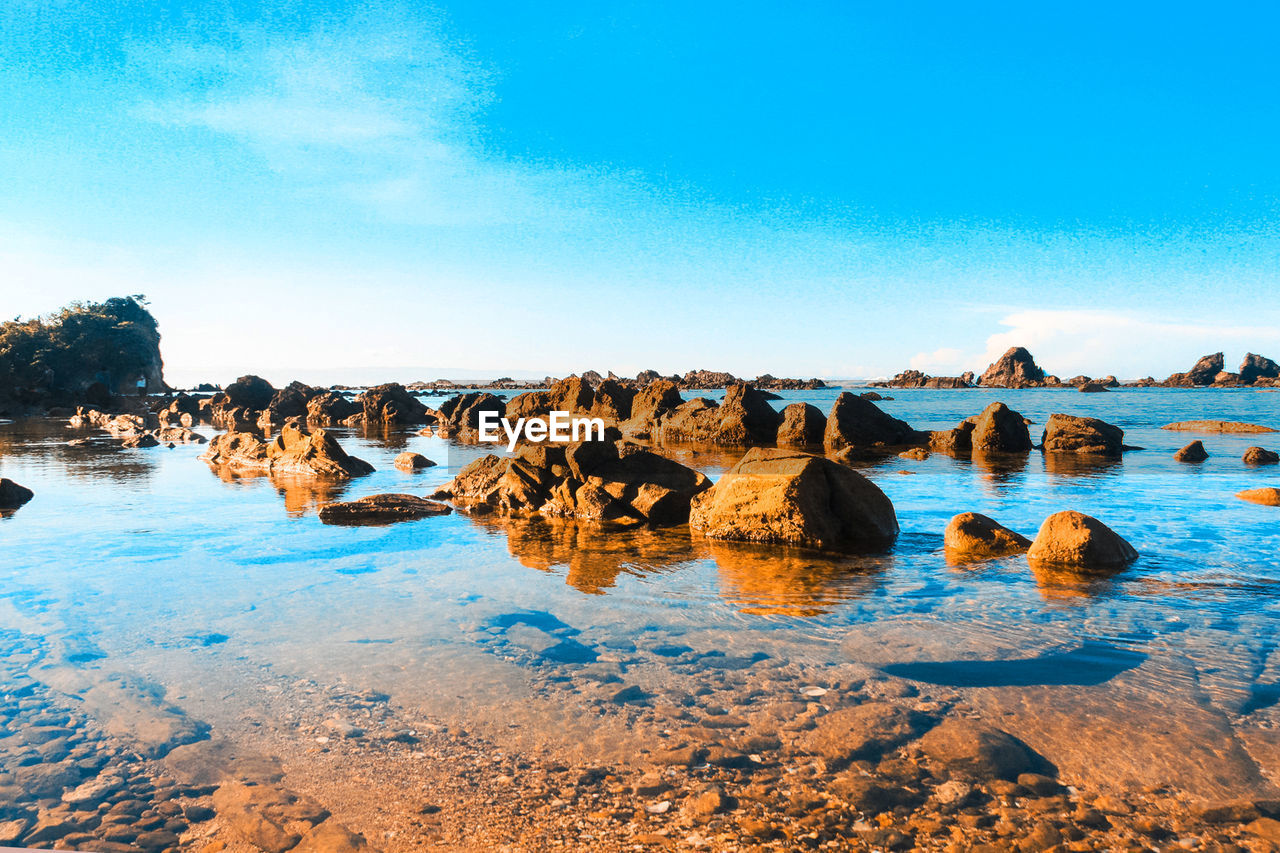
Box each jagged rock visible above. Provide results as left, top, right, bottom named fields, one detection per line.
left=635, top=369, right=662, bottom=385
left=1214, top=371, right=1242, bottom=385
left=979, top=347, right=1045, bottom=388
left=657, top=383, right=780, bottom=445
left=358, top=383, right=430, bottom=425
left=1027, top=511, right=1138, bottom=567
left=1040, top=414, right=1125, bottom=455
left=776, top=403, right=826, bottom=447
left=883, top=370, right=970, bottom=389
left=1164, top=352, right=1224, bottom=387
left=590, top=379, right=636, bottom=421
left=823, top=392, right=918, bottom=450
left=218, top=375, right=276, bottom=411
left=1162, top=420, right=1275, bottom=433
left=1238, top=488, right=1280, bottom=506
left=437, top=391, right=505, bottom=431
left=625, top=379, right=684, bottom=434
left=944, top=513, right=1031, bottom=560
left=306, top=392, right=362, bottom=426
left=394, top=452, right=436, bottom=472
left=318, top=494, right=451, bottom=525
left=970, top=402, right=1031, bottom=452
left=506, top=377, right=595, bottom=422
left=689, top=448, right=897, bottom=551
left=259, top=381, right=320, bottom=426
left=1174, top=441, right=1208, bottom=462
left=1241, top=353, right=1280, bottom=385
left=158, top=394, right=203, bottom=425
left=681, top=369, right=738, bottom=389
left=1243, top=447, right=1279, bottom=465
left=0, top=478, right=34, bottom=510
left=202, top=424, right=374, bottom=478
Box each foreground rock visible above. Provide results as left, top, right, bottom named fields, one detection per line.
left=823, top=392, right=919, bottom=451
left=1040, top=413, right=1125, bottom=455
left=433, top=436, right=710, bottom=525
left=394, top=452, right=436, bottom=472
left=1238, top=488, right=1280, bottom=506
left=943, top=513, right=1031, bottom=560
left=318, top=494, right=451, bottom=525
left=1027, top=511, right=1138, bottom=568
left=202, top=424, right=374, bottom=478
left=689, top=448, right=897, bottom=551
left=978, top=346, right=1045, bottom=388
left=1162, top=420, right=1275, bottom=433
left=0, top=478, right=34, bottom=510
left=1244, top=446, right=1280, bottom=465
left=970, top=402, right=1032, bottom=452
left=1174, top=440, right=1208, bottom=462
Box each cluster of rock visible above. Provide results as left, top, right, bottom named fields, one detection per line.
left=944, top=510, right=1137, bottom=568
left=200, top=423, right=374, bottom=479
left=399, top=369, right=823, bottom=393
left=877, top=348, right=1121, bottom=390
left=67, top=407, right=205, bottom=449
left=1157, top=352, right=1280, bottom=387
left=924, top=403, right=1129, bottom=458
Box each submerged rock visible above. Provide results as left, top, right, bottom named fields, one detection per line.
left=978, top=346, right=1045, bottom=388
left=0, top=478, right=34, bottom=510
left=1040, top=414, right=1125, bottom=456
left=1027, top=511, right=1137, bottom=568
left=970, top=402, right=1032, bottom=453
left=1243, top=446, right=1279, bottom=465
left=775, top=402, right=826, bottom=447
left=688, top=448, right=898, bottom=551
left=1174, top=440, right=1208, bottom=462
left=202, top=424, right=374, bottom=478
left=318, top=494, right=451, bottom=525
left=799, top=703, right=933, bottom=763
left=918, top=718, right=1047, bottom=781
left=823, top=392, right=918, bottom=450
left=943, top=513, right=1031, bottom=560
left=1238, top=488, right=1280, bottom=506
left=1162, top=420, right=1275, bottom=433
left=394, top=452, right=436, bottom=472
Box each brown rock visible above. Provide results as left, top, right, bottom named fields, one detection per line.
left=798, top=702, right=933, bottom=762
left=358, top=383, right=430, bottom=425
left=1162, top=420, right=1276, bottom=433
left=918, top=717, right=1044, bottom=781
left=978, top=347, right=1045, bottom=388
left=306, top=392, right=362, bottom=426
left=971, top=402, right=1032, bottom=452
left=292, top=819, right=371, bottom=853
left=657, top=383, right=780, bottom=444
left=823, top=392, right=918, bottom=450
left=1173, top=440, right=1208, bottom=462
left=1027, top=510, right=1137, bottom=567
left=1040, top=413, right=1125, bottom=455
left=776, top=402, right=827, bottom=447
left=1243, top=446, right=1279, bottom=465
left=121, top=432, right=160, bottom=448
left=689, top=448, right=898, bottom=551
left=394, top=452, right=435, bottom=472
left=202, top=423, right=374, bottom=478
left=1241, top=353, right=1280, bottom=385
left=944, top=513, right=1031, bottom=560
left=1077, top=382, right=1109, bottom=393
left=1164, top=352, right=1224, bottom=386
left=318, top=494, right=451, bottom=525
left=624, top=379, right=684, bottom=434
left=1238, top=487, right=1280, bottom=506
left=0, top=478, right=35, bottom=510
left=437, top=391, right=505, bottom=431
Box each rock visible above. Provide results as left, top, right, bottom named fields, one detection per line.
left=1027, top=510, right=1138, bottom=568
left=1241, top=353, right=1280, bottom=385
left=437, top=391, right=505, bottom=431
left=202, top=423, right=374, bottom=478
left=970, top=402, right=1032, bottom=452
left=358, top=383, right=430, bottom=425
left=1040, top=413, right=1125, bottom=455
left=258, top=381, right=319, bottom=426
left=212, top=782, right=327, bottom=853
left=156, top=425, right=206, bottom=444
left=776, top=402, right=827, bottom=447
left=394, top=452, right=435, bottom=472
left=1162, top=420, right=1275, bottom=433
left=898, top=447, right=929, bottom=461
left=306, top=392, right=362, bottom=426
left=929, top=422, right=974, bottom=454
left=823, top=392, right=918, bottom=450
left=978, top=347, right=1045, bottom=388
left=1238, top=488, right=1280, bottom=506
left=944, top=513, right=1031, bottom=560
left=884, top=369, right=970, bottom=388
left=121, top=432, right=160, bottom=448
left=797, top=702, right=933, bottom=762
left=219, top=375, right=276, bottom=411
left=918, top=717, right=1046, bottom=781
left=292, top=819, right=371, bottom=853
left=1214, top=370, right=1242, bottom=386
left=318, top=494, right=452, bottom=526
left=1243, top=446, right=1279, bottom=465
left=624, top=379, right=684, bottom=434
left=690, top=448, right=897, bottom=551
left=1078, top=382, right=1109, bottom=392
left=0, top=818, right=30, bottom=845
left=1164, top=352, right=1224, bottom=386
left=0, top=478, right=34, bottom=510
left=1174, top=440, right=1208, bottom=462
left=657, top=383, right=781, bottom=444
left=681, top=368, right=738, bottom=388
left=685, top=786, right=730, bottom=818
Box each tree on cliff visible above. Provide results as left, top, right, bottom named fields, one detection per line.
left=0, top=295, right=166, bottom=398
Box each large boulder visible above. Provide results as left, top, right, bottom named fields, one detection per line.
left=259, top=381, right=319, bottom=426
left=1174, top=440, right=1208, bottom=462
left=1026, top=511, right=1137, bottom=568
left=970, top=402, right=1031, bottom=452
left=219, top=375, right=275, bottom=411
left=394, top=452, right=435, bottom=472
left=823, top=392, right=918, bottom=450
left=1164, top=352, right=1224, bottom=387
left=1243, top=446, right=1280, bottom=466
left=929, top=422, right=975, bottom=454
left=978, top=347, right=1045, bottom=388
left=306, top=392, right=362, bottom=426
left=358, top=383, right=429, bottom=425
left=1040, top=414, right=1124, bottom=455
left=1240, top=353, right=1280, bottom=385
left=0, top=478, right=34, bottom=510
left=688, top=448, right=898, bottom=551
left=318, top=494, right=451, bottom=526
left=943, top=513, right=1030, bottom=560
left=656, top=383, right=780, bottom=445
left=624, top=379, right=684, bottom=434
left=776, top=403, right=827, bottom=447
left=202, top=424, right=374, bottom=478
left=589, top=379, right=636, bottom=422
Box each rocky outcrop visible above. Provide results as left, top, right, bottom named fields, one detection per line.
left=1077, top=382, right=1109, bottom=393
left=1040, top=414, right=1125, bottom=456
left=318, top=494, right=451, bottom=525
left=978, top=347, right=1045, bottom=388
left=943, top=513, right=1031, bottom=560
left=929, top=422, right=975, bottom=454
left=306, top=392, right=362, bottom=426
left=1026, top=511, right=1138, bottom=568
left=1243, top=447, right=1279, bottom=465
left=776, top=403, right=827, bottom=447
left=1164, top=352, right=1223, bottom=387
left=1174, top=441, right=1208, bottom=462
left=882, top=370, right=971, bottom=389
left=680, top=369, right=738, bottom=389
left=202, top=424, right=374, bottom=478
left=217, top=375, right=275, bottom=411
left=1240, top=353, right=1280, bottom=385
left=432, top=437, right=710, bottom=525
left=394, top=452, right=435, bottom=472
left=1162, top=420, right=1275, bottom=433
left=258, top=381, right=320, bottom=427
left=357, top=383, right=430, bottom=425
left=823, top=393, right=919, bottom=451
left=1238, top=488, right=1280, bottom=506
left=0, top=478, right=34, bottom=511
left=970, top=402, right=1032, bottom=452
left=657, top=383, right=781, bottom=445
left=437, top=392, right=505, bottom=432
left=688, top=448, right=898, bottom=552
left=624, top=379, right=684, bottom=435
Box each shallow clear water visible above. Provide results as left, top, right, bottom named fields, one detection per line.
left=3, top=387, right=1280, bottom=797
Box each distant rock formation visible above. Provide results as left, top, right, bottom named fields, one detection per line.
left=879, top=370, right=972, bottom=389
left=978, top=347, right=1045, bottom=388
left=1240, top=353, right=1280, bottom=385
left=1163, top=352, right=1223, bottom=387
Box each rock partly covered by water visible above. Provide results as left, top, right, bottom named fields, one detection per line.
left=1040, top=413, right=1125, bottom=455
left=979, top=347, right=1045, bottom=388
left=1238, top=487, right=1280, bottom=506
left=437, top=391, right=506, bottom=432
left=1027, top=510, right=1138, bottom=568
left=970, top=402, right=1032, bottom=453
left=775, top=403, right=827, bottom=447
left=1164, top=352, right=1224, bottom=387
left=202, top=424, right=374, bottom=478
left=306, top=391, right=362, bottom=426
left=1174, top=440, right=1209, bottom=462
left=1243, top=446, right=1279, bottom=465
left=393, top=452, right=435, bottom=472
left=881, top=369, right=973, bottom=389
left=357, top=383, right=431, bottom=425
left=1240, top=352, right=1280, bottom=385
left=823, top=392, right=919, bottom=451
left=318, top=494, right=451, bottom=525
left=918, top=718, right=1048, bottom=781
left=943, top=513, right=1031, bottom=560
left=657, top=383, right=781, bottom=445
left=1162, top=420, right=1276, bottom=433
left=689, top=448, right=898, bottom=551
left=433, top=436, right=710, bottom=525
left=0, top=478, right=34, bottom=510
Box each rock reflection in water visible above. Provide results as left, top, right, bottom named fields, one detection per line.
left=706, top=539, right=888, bottom=616
left=1030, top=561, right=1127, bottom=601
left=1041, top=452, right=1124, bottom=477
left=207, top=466, right=351, bottom=518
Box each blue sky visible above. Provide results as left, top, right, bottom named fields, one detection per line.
left=1, top=1, right=1278, bottom=385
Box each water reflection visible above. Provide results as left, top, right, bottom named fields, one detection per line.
left=1030, top=562, right=1127, bottom=600
left=706, top=539, right=889, bottom=616
left=207, top=466, right=352, bottom=518
left=1041, top=452, right=1124, bottom=477
left=969, top=450, right=1030, bottom=483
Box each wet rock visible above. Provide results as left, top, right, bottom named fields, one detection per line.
left=1174, top=440, right=1208, bottom=462
left=358, top=383, right=431, bottom=425
left=1165, top=352, right=1224, bottom=386
left=292, top=819, right=372, bottom=853
left=1162, top=420, right=1276, bottom=433
left=258, top=381, right=321, bottom=427
left=1078, top=382, right=1109, bottom=392
left=202, top=423, right=374, bottom=478
left=1040, top=413, right=1125, bottom=455
left=689, top=448, right=898, bottom=551
left=944, top=513, right=1031, bottom=560
left=318, top=494, right=451, bottom=526
left=971, top=402, right=1032, bottom=452
left=828, top=774, right=912, bottom=812
left=393, top=452, right=436, bottom=472
left=156, top=425, right=206, bottom=444
left=776, top=402, right=827, bottom=447
left=306, top=392, right=362, bottom=426
left=823, top=392, right=919, bottom=450
left=0, top=818, right=30, bottom=845
left=1243, top=446, right=1279, bottom=465
left=1027, top=510, right=1137, bottom=568
left=918, top=717, right=1046, bottom=781
left=1238, top=487, right=1280, bottom=506
left=685, top=785, right=730, bottom=819
left=0, top=478, right=34, bottom=510
left=898, top=447, right=929, bottom=461
left=437, top=391, right=505, bottom=431
left=657, top=382, right=781, bottom=444
left=121, top=432, right=160, bottom=448
left=979, top=347, right=1045, bottom=388
left=212, top=781, right=329, bottom=853
left=929, top=422, right=975, bottom=454
left=797, top=702, right=932, bottom=762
